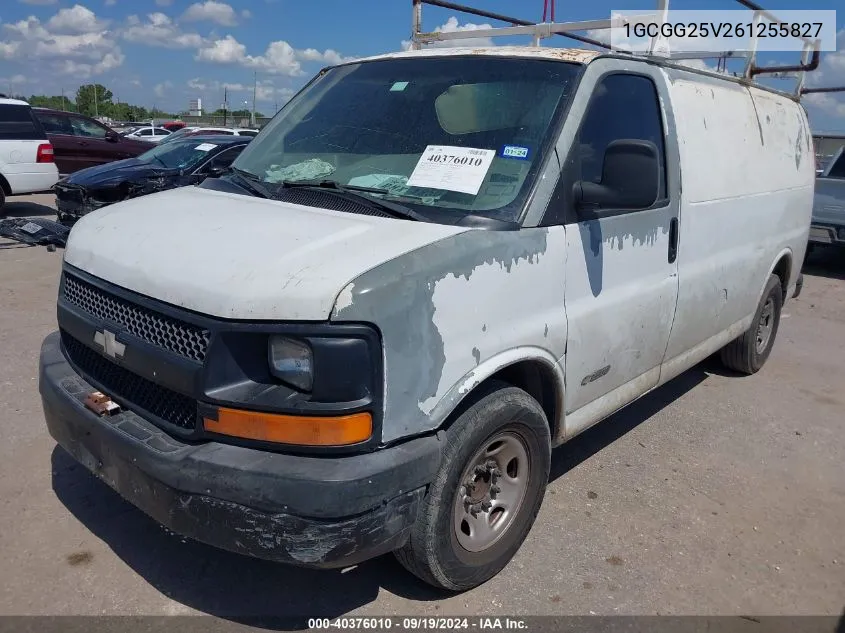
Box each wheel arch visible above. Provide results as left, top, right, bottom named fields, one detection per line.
left=766, top=248, right=793, bottom=302
left=431, top=347, right=565, bottom=447
left=0, top=172, right=11, bottom=197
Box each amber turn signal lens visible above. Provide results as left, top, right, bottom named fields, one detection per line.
left=203, top=407, right=372, bottom=446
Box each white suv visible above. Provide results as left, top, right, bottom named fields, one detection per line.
left=0, top=98, right=59, bottom=210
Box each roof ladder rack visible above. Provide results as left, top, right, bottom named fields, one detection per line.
left=410, top=0, right=822, bottom=97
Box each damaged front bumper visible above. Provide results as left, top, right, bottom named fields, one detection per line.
left=39, top=331, right=440, bottom=568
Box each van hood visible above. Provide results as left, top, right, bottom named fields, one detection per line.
left=63, top=186, right=468, bottom=320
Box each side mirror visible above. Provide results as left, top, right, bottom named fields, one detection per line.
left=105, top=130, right=119, bottom=142
left=573, top=139, right=660, bottom=215
left=206, top=164, right=230, bottom=178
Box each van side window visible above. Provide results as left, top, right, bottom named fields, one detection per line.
left=570, top=73, right=667, bottom=201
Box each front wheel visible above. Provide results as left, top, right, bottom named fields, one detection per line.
left=720, top=274, right=783, bottom=374
left=395, top=381, right=551, bottom=591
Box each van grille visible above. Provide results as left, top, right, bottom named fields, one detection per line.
left=62, top=332, right=197, bottom=431
left=63, top=273, right=210, bottom=363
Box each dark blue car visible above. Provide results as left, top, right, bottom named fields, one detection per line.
left=54, top=135, right=251, bottom=224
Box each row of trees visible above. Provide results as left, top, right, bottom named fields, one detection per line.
left=16, top=83, right=266, bottom=122
left=23, top=84, right=175, bottom=121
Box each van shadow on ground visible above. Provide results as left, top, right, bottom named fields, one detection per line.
left=52, top=366, right=713, bottom=628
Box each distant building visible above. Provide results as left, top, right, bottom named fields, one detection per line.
left=189, top=98, right=203, bottom=117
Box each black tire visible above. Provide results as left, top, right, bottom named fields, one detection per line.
left=0, top=187, right=6, bottom=216
left=395, top=381, right=551, bottom=591
left=720, top=274, right=783, bottom=374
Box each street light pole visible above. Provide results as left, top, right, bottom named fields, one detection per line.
left=94, top=84, right=98, bottom=118
left=252, top=71, right=257, bottom=127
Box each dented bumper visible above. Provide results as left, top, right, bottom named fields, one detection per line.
left=39, top=331, right=439, bottom=568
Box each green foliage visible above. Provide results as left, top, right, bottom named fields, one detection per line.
left=28, top=95, right=77, bottom=112
left=75, top=84, right=113, bottom=117
left=24, top=84, right=176, bottom=121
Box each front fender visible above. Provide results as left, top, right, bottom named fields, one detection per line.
left=332, top=226, right=569, bottom=444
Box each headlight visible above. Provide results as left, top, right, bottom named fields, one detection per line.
left=269, top=336, right=313, bottom=391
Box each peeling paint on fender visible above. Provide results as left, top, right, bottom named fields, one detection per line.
left=332, top=228, right=568, bottom=442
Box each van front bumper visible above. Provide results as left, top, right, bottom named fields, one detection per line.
left=39, top=331, right=440, bottom=568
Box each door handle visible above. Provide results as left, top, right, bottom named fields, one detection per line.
left=668, top=217, right=679, bottom=264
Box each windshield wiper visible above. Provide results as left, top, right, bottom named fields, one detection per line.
left=229, top=167, right=274, bottom=199
left=280, top=179, right=388, bottom=194
left=279, top=179, right=427, bottom=221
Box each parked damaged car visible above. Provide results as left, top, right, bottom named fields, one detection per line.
left=55, top=135, right=249, bottom=224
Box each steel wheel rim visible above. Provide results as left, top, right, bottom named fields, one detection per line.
left=453, top=431, right=530, bottom=553
left=756, top=297, right=775, bottom=353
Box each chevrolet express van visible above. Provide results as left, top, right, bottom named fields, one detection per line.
left=39, top=44, right=813, bottom=590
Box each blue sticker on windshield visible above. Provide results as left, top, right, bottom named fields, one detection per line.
left=501, top=145, right=530, bottom=160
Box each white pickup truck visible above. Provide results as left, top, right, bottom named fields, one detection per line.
left=39, top=37, right=813, bottom=590
left=809, top=147, right=845, bottom=249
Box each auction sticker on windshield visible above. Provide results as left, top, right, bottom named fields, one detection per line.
left=407, top=145, right=496, bottom=195
left=194, top=143, right=217, bottom=152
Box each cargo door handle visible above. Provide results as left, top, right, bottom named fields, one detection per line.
left=668, top=217, right=679, bottom=264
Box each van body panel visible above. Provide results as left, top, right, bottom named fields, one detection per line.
left=554, top=59, right=682, bottom=427
left=661, top=68, right=813, bottom=365
left=62, top=186, right=468, bottom=320
left=332, top=227, right=568, bottom=443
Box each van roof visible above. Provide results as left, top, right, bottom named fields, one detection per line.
left=0, top=98, right=30, bottom=107
left=352, top=46, right=601, bottom=65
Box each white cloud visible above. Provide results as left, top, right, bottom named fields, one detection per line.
left=0, top=42, right=21, bottom=59
left=122, top=13, right=204, bottom=49
left=182, top=1, right=238, bottom=27
left=296, top=47, right=353, bottom=65
left=802, top=29, right=845, bottom=122
left=195, top=36, right=306, bottom=76
left=105, top=0, right=117, bottom=5
left=47, top=5, right=107, bottom=34
left=155, top=0, right=173, bottom=6
left=402, top=16, right=494, bottom=50
left=1, top=7, right=123, bottom=77
left=241, top=9, right=251, bottom=19
left=130, top=79, right=141, bottom=87
left=185, top=77, right=295, bottom=105
left=195, top=34, right=247, bottom=63
left=154, top=80, right=172, bottom=98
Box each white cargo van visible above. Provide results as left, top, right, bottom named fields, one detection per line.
left=0, top=98, right=58, bottom=210
left=39, top=3, right=814, bottom=591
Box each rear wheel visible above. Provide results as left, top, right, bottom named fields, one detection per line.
left=0, top=187, right=6, bottom=215
left=395, top=381, right=550, bottom=591
left=720, top=274, right=783, bottom=374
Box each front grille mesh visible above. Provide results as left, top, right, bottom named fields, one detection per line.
left=62, top=332, right=197, bottom=430
left=63, top=273, right=210, bottom=362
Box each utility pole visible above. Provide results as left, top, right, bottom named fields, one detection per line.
left=251, top=71, right=257, bottom=127
left=223, top=86, right=228, bottom=127
left=94, top=84, right=99, bottom=118
left=61, top=88, right=66, bottom=111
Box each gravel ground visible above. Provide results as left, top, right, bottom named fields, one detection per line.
left=1, top=194, right=843, bottom=623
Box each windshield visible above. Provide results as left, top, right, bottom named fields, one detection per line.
left=232, top=56, right=580, bottom=221
left=137, top=138, right=223, bottom=170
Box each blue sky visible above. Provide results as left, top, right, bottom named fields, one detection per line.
left=0, top=0, right=843, bottom=129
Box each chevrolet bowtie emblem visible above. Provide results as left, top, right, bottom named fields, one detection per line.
left=94, top=329, right=126, bottom=359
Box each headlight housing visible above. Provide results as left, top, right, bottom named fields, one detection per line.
left=268, top=336, right=313, bottom=392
